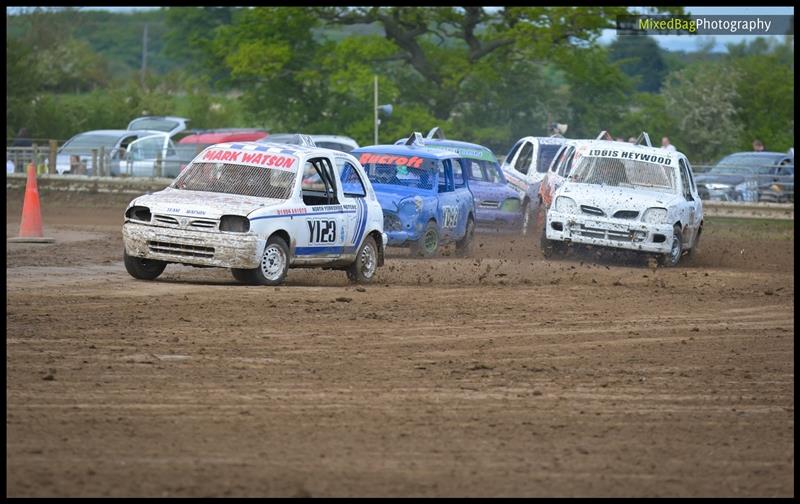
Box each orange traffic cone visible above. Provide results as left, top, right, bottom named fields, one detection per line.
left=8, top=163, right=55, bottom=243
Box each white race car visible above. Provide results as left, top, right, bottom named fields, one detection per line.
left=543, top=134, right=703, bottom=267
left=122, top=140, right=387, bottom=285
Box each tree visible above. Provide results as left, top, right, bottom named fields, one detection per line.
left=662, top=62, right=742, bottom=163
left=609, top=34, right=668, bottom=92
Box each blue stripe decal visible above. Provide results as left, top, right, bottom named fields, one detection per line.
left=351, top=199, right=362, bottom=245
left=229, top=143, right=245, bottom=150
left=251, top=210, right=356, bottom=221
left=281, top=149, right=296, bottom=155
left=254, top=145, right=269, bottom=152
left=295, top=246, right=343, bottom=255
left=354, top=199, right=367, bottom=247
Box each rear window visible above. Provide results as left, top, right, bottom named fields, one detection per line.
left=129, top=118, right=180, bottom=133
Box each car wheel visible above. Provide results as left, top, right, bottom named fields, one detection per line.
left=520, top=200, right=531, bottom=235
left=539, top=222, right=563, bottom=259
left=686, top=224, right=702, bottom=261
left=249, top=235, right=290, bottom=286
left=411, top=221, right=439, bottom=258
left=455, top=217, right=475, bottom=257
left=123, top=250, right=166, bottom=280
left=347, top=235, right=379, bottom=283
left=659, top=226, right=683, bottom=267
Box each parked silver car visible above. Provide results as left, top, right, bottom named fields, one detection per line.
left=51, top=129, right=163, bottom=176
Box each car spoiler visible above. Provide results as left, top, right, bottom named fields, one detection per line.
left=635, top=132, right=652, bottom=147
left=426, top=127, right=445, bottom=140
left=596, top=130, right=613, bottom=141
left=404, top=132, right=425, bottom=146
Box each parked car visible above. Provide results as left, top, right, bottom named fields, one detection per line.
left=544, top=133, right=703, bottom=267
left=396, top=135, right=524, bottom=232
left=126, top=116, right=190, bottom=137
left=124, top=133, right=184, bottom=178
left=500, top=135, right=567, bottom=230
left=694, top=151, right=794, bottom=202
left=265, top=133, right=359, bottom=153
left=51, top=129, right=163, bottom=175
left=352, top=134, right=476, bottom=257
left=122, top=141, right=386, bottom=285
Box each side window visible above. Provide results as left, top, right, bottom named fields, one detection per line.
left=681, top=158, right=696, bottom=191
left=336, top=158, right=367, bottom=198
left=514, top=142, right=533, bottom=175
left=549, top=145, right=567, bottom=173
left=678, top=162, right=693, bottom=201
left=470, top=161, right=485, bottom=181
left=557, top=147, right=575, bottom=177
left=504, top=141, right=523, bottom=166
left=302, top=157, right=339, bottom=205
left=452, top=159, right=465, bottom=188
left=438, top=160, right=453, bottom=193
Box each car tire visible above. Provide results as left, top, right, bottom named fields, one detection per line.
left=521, top=200, right=531, bottom=235
left=231, top=267, right=257, bottom=284
left=659, top=225, right=683, bottom=267
left=539, top=217, right=563, bottom=259
left=247, top=235, right=290, bottom=286
left=455, top=217, right=475, bottom=257
left=411, top=221, right=439, bottom=258
left=685, top=225, right=702, bottom=261
left=123, top=250, right=166, bottom=280
left=347, top=235, right=379, bottom=284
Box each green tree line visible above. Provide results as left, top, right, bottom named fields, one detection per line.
left=6, top=7, right=794, bottom=163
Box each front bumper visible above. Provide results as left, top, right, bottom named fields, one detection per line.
left=122, top=221, right=265, bottom=269
left=545, top=211, right=673, bottom=254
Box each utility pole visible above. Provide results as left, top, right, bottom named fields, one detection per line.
left=140, top=23, right=148, bottom=88
left=374, top=75, right=379, bottom=145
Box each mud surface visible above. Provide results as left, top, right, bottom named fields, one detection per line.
left=6, top=191, right=794, bottom=497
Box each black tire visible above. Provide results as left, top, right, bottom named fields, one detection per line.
left=410, top=221, right=439, bottom=258
left=347, top=235, right=379, bottom=284
left=539, top=219, right=564, bottom=259
left=520, top=200, right=532, bottom=235
left=231, top=267, right=257, bottom=284
left=685, top=225, right=702, bottom=261
left=659, top=226, right=683, bottom=267
left=246, top=235, right=290, bottom=286
left=455, top=217, right=475, bottom=257
left=124, top=250, right=166, bottom=280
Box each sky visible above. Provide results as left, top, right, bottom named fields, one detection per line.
left=7, top=6, right=795, bottom=53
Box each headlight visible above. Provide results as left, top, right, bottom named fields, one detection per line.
left=125, top=205, right=151, bottom=222
left=398, top=196, right=422, bottom=216
left=642, top=207, right=668, bottom=224
left=500, top=198, right=521, bottom=212
left=706, top=183, right=732, bottom=190
left=555, top=196, right=578, bottom=214
left=219, top=215, right=250, bottom=233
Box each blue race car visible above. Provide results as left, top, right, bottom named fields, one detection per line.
left=353, top=135, right=476, bottom=257
left=407, top=138, right=524, bottom=232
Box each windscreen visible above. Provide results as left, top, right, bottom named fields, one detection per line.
left=569, top=156, right=677, bottom=193
left=171, top=162, right=295, bottom=199
left=357, top=152, right=437, bottom=190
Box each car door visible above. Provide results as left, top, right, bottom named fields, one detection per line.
left=503, top=140, right=532, bottom=198
left=679, top=158, right=702, bottom=245
left=436, top=159, right=460, bottom=240
left=450, top=158, right=473, bottom=239
left=335, top=156, right=371, bottom=254
left=296, top=156, right=345, bottom=259
left=126, top=134, right=170, bottom=177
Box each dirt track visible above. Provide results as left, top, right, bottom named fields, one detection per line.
left=6, top=191, right=794, bottom=497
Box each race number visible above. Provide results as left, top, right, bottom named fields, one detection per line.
left=442, top=206, right=459, bottom=228
left=308, top=220, right=337, bottom=243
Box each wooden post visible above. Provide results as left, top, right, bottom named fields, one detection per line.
left=91, top=149, right=98, bottom=177
left=32, top=144, right=40, bottom=175
left=155, top=150, right=163, bottom=178
left=48, top=140, right=57, bottom=175
left=99, top=146, right=106, bottom=177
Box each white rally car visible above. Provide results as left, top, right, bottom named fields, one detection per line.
left=543, top=133, right=703, bottom=267
left=122, top=139, right=387, bottom=285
